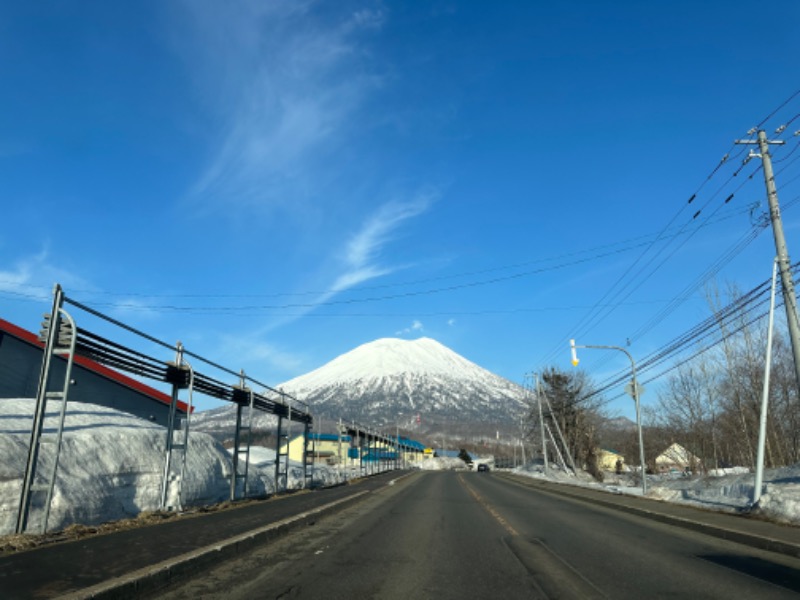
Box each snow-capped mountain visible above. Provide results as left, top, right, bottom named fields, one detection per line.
left=194, top=338, right=529, bottom=439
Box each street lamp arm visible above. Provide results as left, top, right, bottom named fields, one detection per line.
left=572, top=343, right=635, bottom=372
left=569, top=340, right=647, bottom=495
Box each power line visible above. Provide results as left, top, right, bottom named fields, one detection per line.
left=536, top=162, right=766, bottom=369
left=0, top=207, right=757, bottom=314
left=756, top=87, right=800, bottom=129
left=542, top=120, right=800, bottom=373
left=586, top=264, right=797, bottom=402
left=551, top=270, right=790, bottom=415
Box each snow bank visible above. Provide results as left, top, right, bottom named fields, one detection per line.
left=758, top=478, right=800, bottom=524
left=412, top=457, right=467, bottom=471
left=512, top=459, right=800, bottom=524
left=0, top=399, right=235, bottom=534
left=0, top=399, right=342, bottom=535
left=649, top=464, right=800, bottom=523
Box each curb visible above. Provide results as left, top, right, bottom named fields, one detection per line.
left=62, top=489, right=372, bottom=599
left=497, top=473, right=800, bottom=559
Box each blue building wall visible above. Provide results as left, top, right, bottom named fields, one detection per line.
left=0, top=320, right=185, bottom=427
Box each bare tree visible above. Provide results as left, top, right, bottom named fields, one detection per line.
left=650, top=281, right=799, bottom=470
left=528, top=368, right=606, bottom=479
left=652, top=360, right=720, bottom=472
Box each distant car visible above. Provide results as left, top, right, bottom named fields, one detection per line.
left=477, top=464, right=489, bottom=472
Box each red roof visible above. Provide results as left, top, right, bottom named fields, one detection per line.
left=0, top=318, right=191, bottom=413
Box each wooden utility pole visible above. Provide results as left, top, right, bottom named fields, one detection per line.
left=736, top=130, right=800, bottom=388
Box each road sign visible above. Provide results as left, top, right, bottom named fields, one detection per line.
left=624, top=381, right=644, bottom=398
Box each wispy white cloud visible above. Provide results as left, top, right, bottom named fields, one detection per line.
left=396, top=319, right=424, bottom=336
left=343, top=196, right=432, bottom=278
left=106, top=298, right=165, bottom=321
left=174, top=1, right=384, bottom=213
left=321, top=191, right=436, bottom=296
left=0, top=249, right=88, bottom=302
left=262, top=190, right=437, bottom=330
left=0, top=258, right=38, bottom=295
left=218, top=332, right=306, bottom=377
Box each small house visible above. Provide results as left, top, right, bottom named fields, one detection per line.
left=655, top=443, right=702, bottom=474
left=280, top=432, right=352, bottom=465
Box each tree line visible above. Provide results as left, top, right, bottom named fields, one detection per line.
left=526, top=284, right=800, bottom=478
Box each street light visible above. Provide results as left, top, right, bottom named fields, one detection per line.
left=570, top=339, right=648, bottom=495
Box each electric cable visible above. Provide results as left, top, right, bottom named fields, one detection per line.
left=584, top=263, right=798, bottom=403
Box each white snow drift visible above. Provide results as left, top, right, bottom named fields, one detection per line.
left=0, top=398, right=342, bottom=535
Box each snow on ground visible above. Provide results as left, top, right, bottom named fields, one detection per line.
left=0, top=399, right=345, bottom=535
left=512, top=461, right=800, bottom=525
left=2, top=397, right=799, bottom=535
left=412, top=456, right=467, bottom=471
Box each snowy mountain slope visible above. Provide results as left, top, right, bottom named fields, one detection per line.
left=190, top=402, right=279, bottom=435
left=193, top=338, right=529, bottom=438
left=280, top=338, right=528, bottom=425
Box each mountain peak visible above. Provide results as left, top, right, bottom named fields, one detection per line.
left=283, top=336, right=481, bottom=385
left=194, top=336, right=528, bottom=438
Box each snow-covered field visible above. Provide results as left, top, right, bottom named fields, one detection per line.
left=1, top=397, right=798, bottom=536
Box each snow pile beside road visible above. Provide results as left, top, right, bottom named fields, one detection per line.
left=513, top=459, right=800, bottom=525
left=413, top=457, right=466, bottom=471
left=239, top=445, right=277, bottom=466
left=0, top=399, right=340, bottom=535
left=707, top=466, right=750, bottom=477
left=650, top=464, right=800, bottom=524
left=0, top=398, right=234, bottom=534
left=514, top=463, right=605, bottom=488
left=758, top=475, right=800, bottom=525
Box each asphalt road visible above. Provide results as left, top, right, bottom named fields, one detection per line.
left=151, top=471, right=800, bottom=599
left=0, top=472, right=399, bottom=599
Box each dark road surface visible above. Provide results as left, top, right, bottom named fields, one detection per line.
left=2, top=470, right=799, bottom=598
left=0, top=473, right=399, bottom=599
left=152, top=471, right=800, bottom=599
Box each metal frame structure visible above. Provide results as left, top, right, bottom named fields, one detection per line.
left=529, top=377, right=577, bottom=477
left=340, top=422, right=422, bottom=473
left=303, top=420, right=314, bottom=488
left=13, top=284, right=438, bottom=535
left=16, top=285, right=78, bottom=534
left=15, top=284, right=313, bottom=533
left=160, top=345, right=194, bottom=511
left=274, top=394, right=293, bottom=493
left=229, top=372, right=255, bottom=501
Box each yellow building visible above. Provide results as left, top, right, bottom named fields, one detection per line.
left=280, top=433, right=352, bottom=465
left=598, top=448, right=625, bottom=471
left=280, top=433, right=426, bottom=467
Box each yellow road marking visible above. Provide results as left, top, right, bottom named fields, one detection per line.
left=457, top=474, right=518, bottom=537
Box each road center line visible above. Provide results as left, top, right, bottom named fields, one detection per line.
left=457, top=474, right=518, bottom=537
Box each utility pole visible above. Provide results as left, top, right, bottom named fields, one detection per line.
left=535, top=374, right=548, bottom=474
left=736, top=129, right=800, bottom=388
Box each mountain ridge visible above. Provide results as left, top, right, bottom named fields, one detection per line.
left=193, top=337, right=528, bottom=439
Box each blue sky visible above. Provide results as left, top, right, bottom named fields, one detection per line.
left=2, top=1, right=800, bottom=418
